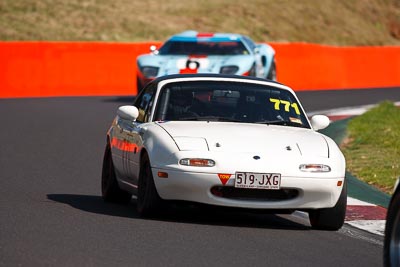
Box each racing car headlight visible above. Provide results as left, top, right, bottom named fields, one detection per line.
left=220, top=66, right=239, bottom=75
left=299, top=164, right=331, bottom=172
left=140, top=66, right=159, bottom=78
left=179, top=158, right=215, bottom=167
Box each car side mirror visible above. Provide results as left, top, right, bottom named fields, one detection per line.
left=150, top=45, right=159, bottom=55
left=117, top=106, right=139, bottom=122
left=310, top=115, right=330, bottom=131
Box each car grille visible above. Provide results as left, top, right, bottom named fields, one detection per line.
left=210, top=186, right=299, bottom=201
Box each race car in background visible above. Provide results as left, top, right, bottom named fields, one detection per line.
left=136, top=31, right=277, bottom=91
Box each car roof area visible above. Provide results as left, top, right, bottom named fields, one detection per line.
left=150, top=74, right=288, bottom=91
left=169, top=30, right=243, bottom=42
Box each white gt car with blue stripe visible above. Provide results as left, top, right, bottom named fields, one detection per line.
left=136, top=31, right=277, bottom=91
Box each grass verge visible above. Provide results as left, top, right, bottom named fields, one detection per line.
left=341, top=101, right=400, bottom=194
left=1, top=0, right=399, bottom=45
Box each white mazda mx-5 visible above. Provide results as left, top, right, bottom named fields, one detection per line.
left=102, top=74, right=347, bottom=230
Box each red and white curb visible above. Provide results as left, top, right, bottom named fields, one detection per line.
left=308, top=101, right=400, bottom=121
left=346, top=197, right=386, bottom=236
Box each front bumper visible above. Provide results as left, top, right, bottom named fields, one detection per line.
left=152, top=168, right=344, bottom=210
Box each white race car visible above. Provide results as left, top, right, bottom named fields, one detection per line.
left=102, top=74, right=347, bottom=230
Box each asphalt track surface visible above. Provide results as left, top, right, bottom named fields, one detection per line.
left=1, top=87, right=400, bottom=266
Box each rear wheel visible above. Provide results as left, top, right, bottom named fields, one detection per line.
left=101, top=143, right=132, bottom=204
left=137, top=154, right=163, bottom=217
left=308, top=181, right=347, bottom=230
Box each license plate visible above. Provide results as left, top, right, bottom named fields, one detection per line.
left=234, top=172, right=281, bottom=190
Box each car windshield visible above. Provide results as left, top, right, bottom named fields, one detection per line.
left=154, top=81, right=311, bottom=129
left=158, top=41, right=249, bottom=55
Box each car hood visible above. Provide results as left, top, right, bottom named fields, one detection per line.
left=138, top=54, right=253, bottom=75
left=157, top=121, right=329, bottom=158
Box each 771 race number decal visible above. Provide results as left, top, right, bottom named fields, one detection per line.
left=269, top=98, right=301, bottom=115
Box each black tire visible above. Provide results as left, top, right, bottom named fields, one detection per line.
left=101, top=143, right=132, bottom=204
left=136, top=154, right=163, bottom=217
left=267, top=60, right=277, bottom=81
left=308, top=181, right=347, bottom=230
left=384, top=186, right=400, bottom=267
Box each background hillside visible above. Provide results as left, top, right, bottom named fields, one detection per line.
left=1, top=0, right=399, bottom=45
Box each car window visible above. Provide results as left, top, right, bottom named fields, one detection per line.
left=154, top=81, right=310, bottom=128
left=242, top=36, right=256, bottom=52
left=158, top=41, right=250, bottom=55
left=134, top=84, right=156, bottom=123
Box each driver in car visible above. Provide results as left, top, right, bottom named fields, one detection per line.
left=168, top=91, right=195, bottom=119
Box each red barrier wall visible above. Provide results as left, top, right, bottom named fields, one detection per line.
left=271, top=43, right=400, bottom=91
left=1, top=42, right=399, bottom=98
left=0, top=42, right=159, bottom=98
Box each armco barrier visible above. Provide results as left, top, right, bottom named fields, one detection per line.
left=0, top=42, right=399, bottom=98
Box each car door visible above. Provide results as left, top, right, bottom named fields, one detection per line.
left=109, top=113, right=131, bottom=182
left=110, top=115, right=136, bottom=183
left=122, top=84, right=156, bottom=187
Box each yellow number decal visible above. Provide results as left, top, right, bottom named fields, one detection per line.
left=269, top=98, right=280, bottom=110
left=280, top=100, right=290, bottom=112
left=269, top=98, right=301, bottom=115
left=291, top=103, right=300, bottom=115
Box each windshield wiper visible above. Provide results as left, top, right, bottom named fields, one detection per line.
left=255, top=120, right=307, bottom=128
left=255, top=119, right=286, bottom=125
left=178, top=116, right=243, bottom=122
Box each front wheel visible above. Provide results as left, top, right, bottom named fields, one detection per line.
left=136, top=154, right=163, bottom=217
left=384, top=187, right=400, bottom=267
left=308, top=181, right=347, bottom=231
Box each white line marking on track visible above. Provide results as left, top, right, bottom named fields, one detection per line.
left=307, top=101, right=400, bottom=117
left=339, top=225, right=384, bottom=246
left=346, top=220, right=386, bottom=236
left=347, top=197, right=376, bottom=206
